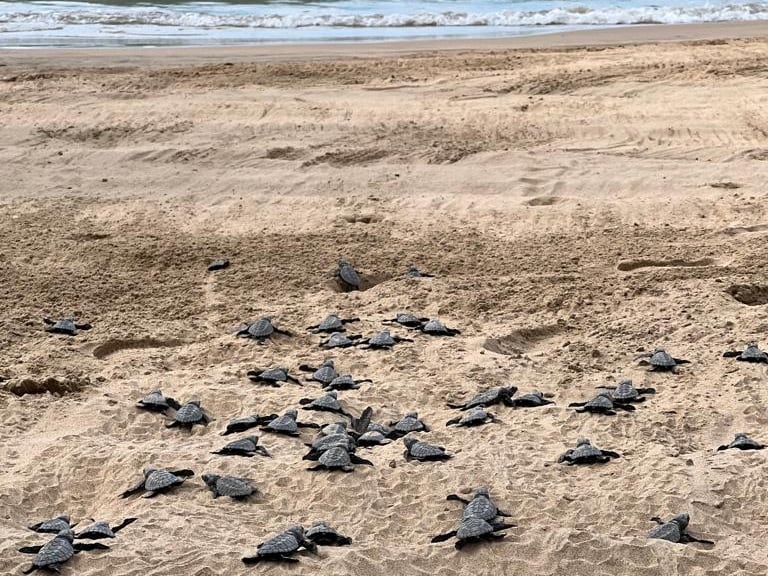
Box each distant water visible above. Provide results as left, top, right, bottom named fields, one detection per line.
left=0, top=0, right=767, bottom=47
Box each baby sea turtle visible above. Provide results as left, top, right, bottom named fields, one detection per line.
left=242, top=525, right=317, bottom=565
left=357, top=429, right=392, bottom=447
left=406, top=265, right=434, bottom=278
left=403, top=437, right=452, bottom=461
left=299, top=390, right=350, bottom=416
left=303, top=429, right=357, bottom=461
left=638, top=348, right=690, bottom=372
left=335, top=258, right=361, bottom=291
left=447, top=386, right=518, bottom=410
left=446, top=406, right=499, bottom=427
left=507, top=390, right=554, bottom=408
left=307, top=446, right=374, bottom=472
left=717, top=433, right=765, bottom=451
left=723, top=342, right=768, bottom=363
left=598, top=380, right=655, bottom=404
left=261, top=409, right=319, bottom=436
left=247, top=367, right=301, bottom=387
left=120, top=467, right=194, bottom=498
left=299, top=359, right=337, bottom=384
left=420, top=319, right=461, bottom=337
left=648, top=513, right=714, bottom=545
left=305, top=520, right=352, bottom=546
left=19, top=529, right=108, bottom=574
left=43, top=318, right=92, bottom=336
left=136, top=390, right=181, bottom=413
left=447, top=487, right=512, bottom=522
left=431, top=517, right=514, bottom=550
left=383, top=312, right=429, bottom=328
left=234, top=317, right=292, bottom=341
left=558, top=438, right=620, bottom=465
left=207, top=259, right=230, bottom=271
left=359, top=330, right=413, bottom=350
left=75, top=518, right=137, bottom=540
left=221, top=414, right=279, bottom=436
left=389, top=411, right=430, bottom=438
left=28, top=515, right=75, bottom=534
left=165, top=400, right=212, bottom=428
left=319, top=332, right=363, bottom=349
left=202, top=473, right=259, bottom=500
left=568, top=392, right=635, bottom=415
left=324, top=374, right=373, bottom=391
left=212, top=435, right=271, bottom=457
left=307, top=314, right=360, bottom=334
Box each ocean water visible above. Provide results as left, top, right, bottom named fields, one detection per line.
left=0, top=0, right=766, bottom=47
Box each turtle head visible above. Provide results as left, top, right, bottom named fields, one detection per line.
left=285, top=408, right=298, bottom=418
left=474, top=486, right=490, bottom=497
left=56, top=529, right=75, bottom=542
left=403, top=436, right=418, bottom=449
left=201, top=473, right=220, bottom=487
left=143, top=466, right=159, bottom=477
left=188, top=400, right=201, bottom=407
left=311, top=519, right=327, bottom=527
left=322, top=359, right=334, bottom=367
left=576, top=437, right=591, bottom=447
left=327, top=390, right=338, bottom=398
left=244, top=435, right=260, bottom=443
left=735, top=432, right=748, bottom=439
left=404, top=411, right=418, bottom=419
left=286, top=525, right=305, bottom=540
left=670, top=513, right=689, bottom=528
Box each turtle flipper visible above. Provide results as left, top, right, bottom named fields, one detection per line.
left=75, top=323, right=93, bottom=331
left=422, top=424, right=431, bottom=432
left=636, top=387, right=656, bottom=395
left=298, top=364, right=318, bottom=373
left=491, top=522, right=516, bottom=531
left=297, top=421, right=321, bottom=429
left=445, top=418, right=460, bottom=427
left=431, top=530, right=458, bottom=543
left=74, top=542, right=110, bottom=551
left=568, top=402, right=587, bottom=408
left=169, top=469, right=195, bottom=478
left=286, top=375, right=302, bottom=385
left=673, top=358, right=690, bottom=365
left=722, top=351, right=741, bottom=358
left=298, top=398, right=313, bottom=405
left=256, top=446, right=272, bottom=457
left=601, top=450, right=621, bottom=459
left=18, top=546, right=43, bottom=554
left=496, top=509, right=513, bottom=517
left=165, top=420, right=178, bottom=428
left=350, top=454, right=374, bottom=466
left=351, top=407, right=373, bottom=435
left=616, top=404, right=636, bottom=412
left=680, top=533, right=714, bottom=545
left=446, top=494, right=470, bottom=505
left=241, top=555, right=261, bottom=564
left=649, top=517, right=665, bottom=525
left=120, top=477, right=146, bottom=498
left=716, top=444, right=730, bottom=451
left=341, top=317, right=360, bottom=325
left=22, top=565, right=38, bottom=574
left=112, top=517, right=138, bottom=533
left=446, top=402, right=467, bottom=410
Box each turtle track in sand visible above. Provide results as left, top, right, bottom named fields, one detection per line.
left=92, top=338, right=185, bottom=359
left=483, top=324, right=566, bottom=356
left=616, top=258, right=716, bottom=272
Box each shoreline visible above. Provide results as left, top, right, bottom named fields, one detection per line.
left=1, top=20, right=767, bottom=67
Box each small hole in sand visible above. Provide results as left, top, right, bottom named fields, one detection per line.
left=483, top=324, right=565, bottom=355
left=727, top=284, right=768, bottom=306
left=6, top=375, right=91, bottom=396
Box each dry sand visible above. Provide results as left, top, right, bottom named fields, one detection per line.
left=2, top=23, right=768, bottom=576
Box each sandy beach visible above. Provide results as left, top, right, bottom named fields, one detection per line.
left=2, top=22, right=768, bottom=575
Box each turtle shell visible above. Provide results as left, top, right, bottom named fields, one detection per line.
left=322, top=333, right=354, bottom=349
left=209, top=476, right=255, bottom=498
left=317, top=315, right=344, bottom=331
left=311, top=362, right=337, bottom=384
left=569, top=440, right=603, bottom=461
left=223, top=437, right=260, bottom=453
left=456, top=517, right=495, bottom=540
left=394, top=312, right=423, bottom=326
left=422, top=319, right=449, bottom=334
left=462, top=495, right=498, bottom=521
left=145, top=469, right=185, bottom=492
left=650, top=349, right=677, bottom=367
left=310, top=433, right=355, bottom=453
left=308, top=392, right=342, bottom=411
left=255, top=367, right=289, bottom=381
left=358, top=430, right=388, bottom=446
left=584, top=394, right=614, bottom=411
left=741, top=343, right=768, bottom=361
left=515, top=391, right=546, bottom=405
left=407, top=440, right=446, bottom=459
left=247, top=318, right=275, bottom=338
left=611, top=381, right=640, bottom=402
left=258, top=531, right=302, bottom=555
left=457, top=407, right=489, bottom=425
left=394, top=415, right=426, bottom=434
left=648, top=521, right=681, bottom=542
left=318, top=446, right=353, bottom=468
left=266, top=412, right=298, bottom=433
left=461, top=387, right=512, bottom=408
left=31, top=516, right=71, bottom=534
left=76, top=521, right=115, bottom=539
left=337, top=261, right=360, bottom=288
left=368, top=331, right=396, bottom=347
left=174, top=402, right=205, bottom=424
left=137, top=390, right=172, bottom=410
left=326, top=374, right=361, bottom=390
left=33, top=531, right=75, bottom=569
left=729, top=433, right=763, bottom=450
left=223, top=415, right=259, bottom=434
left=367, top=422, right=392, bottom=436
left=47, top=319, right=78, bottom=335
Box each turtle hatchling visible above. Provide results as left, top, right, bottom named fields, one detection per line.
left=568, top=391, right=635, bottom=415
left=212, top=435, right=271, bottom=457
left=420, top=319, right=461, bottom=337
left=447, top=487, right=512, bottom=522
left=207, top=259, right=230, bottom=271
left=319, top=332, right=363, bottom=349
left=75, top=518, right=137, bottom=540
left=299, top=390, right=350, bottom=416
left=558, top=438, right=620, bottom=465
left=261, top=409, right=319, bottom=436
left=383, top=312, right=428, bottom=328
left=120, top=467, right=194, bottom=498
left=234, top=316, right=292, bottom=341
left=406, top=265, right=434, bottom=278
left=221, top=414, right=278, bottom=436
left=648, top=513, right=714, bottom=545
left=166, top=400, right=212, bottom=428
left=599, top=380, right=655, bottom=404
left=43, top=318, right=92, bottom=336
left=335, top=258, right=361, bottom=291
left=446, top=406, right=499, bottom=427
left=357, top=429, right=391, bottom=447
left=28, top=515, right=75, bottom=534
left=307, top=314, right=360, bottom=334
left=638, top=348, right=690, bottom=372
left=324, top=373, right=373, bottom=391
left=303, top=430, right=357, bottom=461
left=136, top=390, right=181, bottom=413
left=431, top=517, right=514, bottom=550
left=242, top=525, right=317, bottom=564
left=360, top=330, right=413, bottom=350
left=723, top=342, right=768, bottom=364
left=403, top=437, right=452, bottom=462
left=202, top=473, right=259, bottom=500
left=247, top=367, right=301, bottom=387
left=305, top=520, right=353, bottom=546
left=447, top=386, right=518, bottom=410
left=19, top=529, right=109, bottom=574
left=299, top=359, right=338, bottom=384
left=388, top=412, right=430, bottom=438
left=307, top=446, right=374, bottom=472
left=717, top=433, right=765, bottom=451
left=507, top=390, right=554, bottom=408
